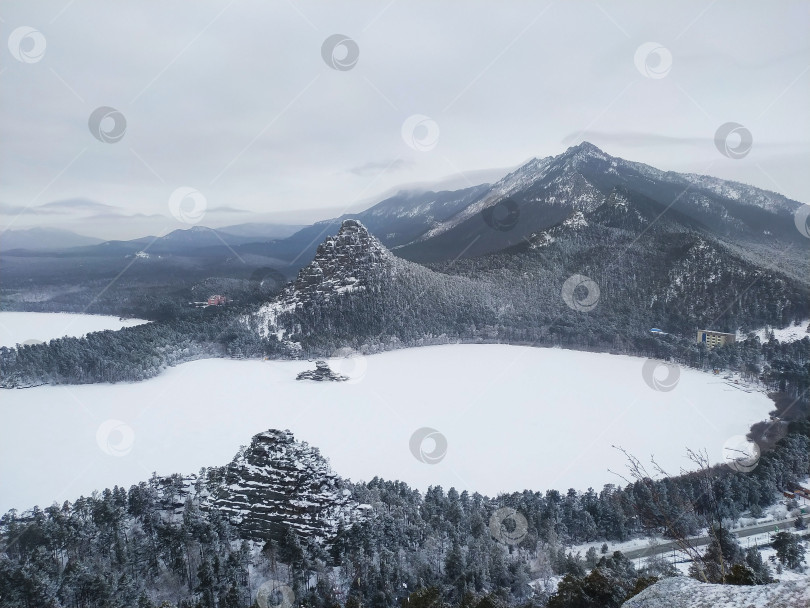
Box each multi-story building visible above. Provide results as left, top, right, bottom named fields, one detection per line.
left=697, top=329, right=736, bottom=348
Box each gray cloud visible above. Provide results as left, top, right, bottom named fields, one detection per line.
left=1, top=0, right=808, bottom=239
left=207, top=206, right=251, bottom=214
left=561, top=132, right=709, bottom=148
left=0, top=198, right=117, bottom=216
left=37, top=198, right=119, bottom=214
left=347, top=159, right=413, bottom=176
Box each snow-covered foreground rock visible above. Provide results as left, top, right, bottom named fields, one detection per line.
left=0, top=344, right=774, bottom=514
left=0, top=312, right=148, bottom=348
left=621, top=576, right=810, bottom=608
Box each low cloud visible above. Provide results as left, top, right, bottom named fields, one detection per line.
left=561, top=132, right=709, bottom=148
left=37, top=198, right=120, bottom=214
left=347, top=159, right=413, bottom=177
left=207, top=206, right=252, bottom=214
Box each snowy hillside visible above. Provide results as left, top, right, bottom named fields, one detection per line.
left=743, top=319, right=810, bottom=343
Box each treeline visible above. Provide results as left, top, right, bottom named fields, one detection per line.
left=0, top=306, right=272, bottom=387
left=2, top=287, right=808, bottom=396
left=2, top=219, right=810, bottom=389
left=2, top=418, right=808, bottom=607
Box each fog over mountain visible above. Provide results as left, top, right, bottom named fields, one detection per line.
left=2, top=1, right=809, bottom=240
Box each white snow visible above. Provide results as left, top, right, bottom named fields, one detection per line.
left=740, top=320, right=810, bottom=344
left=0, top=343, right=776, bottom=515
left=624, top=576, right=810, bottom=608
left=0, top=312, right=148, bottom=348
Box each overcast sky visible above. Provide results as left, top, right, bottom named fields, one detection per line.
left=1, top=1, right=808, bottom=239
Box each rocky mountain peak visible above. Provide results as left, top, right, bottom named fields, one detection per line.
left=295, top=219, right=392, bottom=295
left=256, top=221, right=393, bottom=321
left=252, top=220, right=399, bottom=342
left=564, top=141, right=607, bottom=157
left=211, top=429, right=359, bottom=541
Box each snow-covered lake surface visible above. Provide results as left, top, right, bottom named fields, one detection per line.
left=0, top=312, right=148, bottom=348
left=0, top=344, right=775, bottom=514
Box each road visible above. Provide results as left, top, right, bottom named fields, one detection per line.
left=622, top=513, right=810, bottom=560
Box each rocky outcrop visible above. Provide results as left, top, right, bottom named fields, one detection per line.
left=253, top=219, right=398, bottom=342
left=621, top=576, right=810, bottom=608
left=286, top=218, right=393, bottom=302
left=296, top=360, right=348, bottom=382
left=208, top=430, right=361, bottom=542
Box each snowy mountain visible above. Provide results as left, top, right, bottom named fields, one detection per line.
left=242, top=185, right=809, bottom=357
left=211, top=142, right=807, bottom=271
left=394, top=142, right=806, bottom=262
left=249, top=218, right=491, bottom=351
left=213, top=222, right=305, bottom=240
left=250, top=184, right=491, bottom=268
left=251, top=219, right=397, bottom=342
left=0, top=227, right=104, bottom=251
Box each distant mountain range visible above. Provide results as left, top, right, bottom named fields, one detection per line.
left=232, top=142, right=808, bottom=274
left=1, top=222, right=303, bottom=254
left=231, top=142, right=809, bottom=355
left=4, top=143, right=806, bottom=266
left=3, top=143, right=808, bottom=328
left=0, top=227, right=104, bottom=251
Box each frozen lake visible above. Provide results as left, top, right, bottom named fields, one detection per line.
left=0, top=336, right=774, bottom=514
left=0, top=312, right=148, bottom=348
